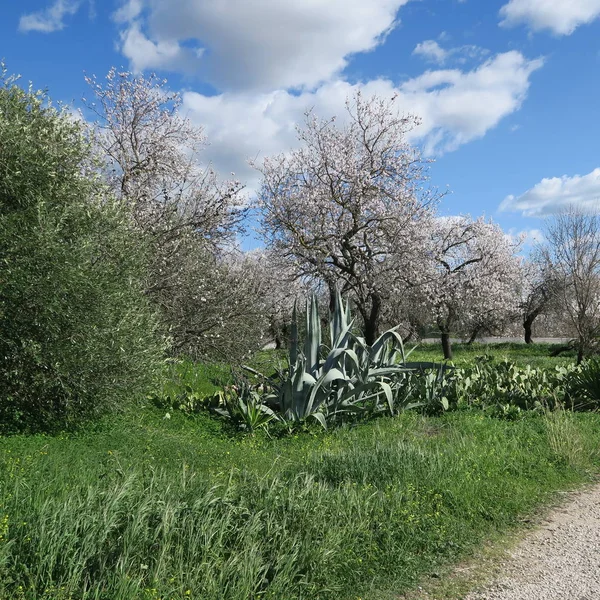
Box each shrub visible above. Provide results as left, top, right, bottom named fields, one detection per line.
left=566, top=357, right=600, bottom=410
left=0, top=68, right=164, bottom=432
left=446, top=358, right=575, bottom=415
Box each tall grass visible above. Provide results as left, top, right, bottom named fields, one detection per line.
left=1, top=410, right=599, bottom=599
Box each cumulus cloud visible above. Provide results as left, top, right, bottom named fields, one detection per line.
left=181, top=51, right=543, bottom=192
left=113, top=0, right=411, bottom=91
left=499, top=0, right=600, bottom=35
left=113, top=0, right=143, bottom=23
left=119, top=22, right=204, bottom=74
left=19, top=0, right=81, bottom=33
left=518, top=228, right=545, bottom=246
left=500, top=168, right=600, bottom=216
left=398, top=51, right=544, bottom=153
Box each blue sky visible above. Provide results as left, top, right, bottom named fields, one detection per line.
left=2, top=0, right=600, bottom=248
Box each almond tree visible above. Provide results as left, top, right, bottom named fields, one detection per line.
left=245, top=249, right=319, bottom=349
left=518, top=256, right=562, bottom=344
left=84, top=69, right=257, bottom=358
left=84, top=68, right=245, bottom=248
left=254, top=92, right=438, bottom=344
left=159, top=247, right=272, bottom=361
left=418, top=216, right=522, bottom=360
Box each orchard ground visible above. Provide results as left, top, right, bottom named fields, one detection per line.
left=1, top=342, right=598, bottom=600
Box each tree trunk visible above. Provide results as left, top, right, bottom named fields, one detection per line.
left=327, top=279, right=337, bottom=314
left=441, top=331, right=453, bottom=361
left=467, top=325, right=482, bottom=345
left=362, top=292, right=382, bottom=346
left=577, top=343, right=584, bottom=365
left=523, top=307, right=543, bottom=344
left=402, top=329, right=415, bottom=344
left=523, top=317, right=534, bottom=344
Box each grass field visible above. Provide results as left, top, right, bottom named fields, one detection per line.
left=0, top=343, right=597, bottom=600
left=404, top=341, right=576, bottom=368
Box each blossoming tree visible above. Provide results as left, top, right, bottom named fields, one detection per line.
left=84, top=69, right=256, bottom=358
left=254, top=92, right=438, bottom=344
left=84, top=68, right=245, bottom=248
left=542, top=209, right=600, bottom=363
left=418, top=216, right=522, bottom=359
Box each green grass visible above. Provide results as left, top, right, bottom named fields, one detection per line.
left=235, top=343, right=578, bottom=377
left=405, top=342, right=576, bottom=368
left=1, top=403, right=599, bottom=600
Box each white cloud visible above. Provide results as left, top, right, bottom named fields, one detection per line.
left=182, top=51, right=543, bottom=192
left=400, top=51, right=543, bottom=153
left=114, top=0, right=411, bottom=91
left=500, top=168, right=600, bottom=216
left=519, top=228, right=545, bottom=245
left=119, top=22, right=204, bottom=74
left=525, top=228, right=545, bottom=243
left=19, top=0, right=81, bottom=33
left=499, top=0, right=600, bottom=35
left=413, top=40, right=448, bottom=64
left=413, top=39, right=489, bottom=65
left=113, top=0, right=143, bottom=23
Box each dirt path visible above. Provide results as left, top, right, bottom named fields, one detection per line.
left=464, top=482, right=600, bottom=600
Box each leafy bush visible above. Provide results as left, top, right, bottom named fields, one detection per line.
left=0, top=68, right=164, bottom=432
left=446, top=358, right=576, bottom=415
left=566, top=357, right=600, bottom=410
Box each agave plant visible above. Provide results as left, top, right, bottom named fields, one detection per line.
left=210, top=382, right=278, bottom=432
left=245, top=290, right=419, bottom=427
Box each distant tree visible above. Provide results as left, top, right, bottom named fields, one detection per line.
left=241, top=250, right=318, bottom=350
left=254, top=92, right=438, bottom=344
left=160, top=246, right=273, bottom=362
left=517, top=255, right=562, bottom=344
left=0, top=67, right=163, bottom=432
left=419, top=216, right=522, bottom=360
left=542, top=208, right=600, bottom=363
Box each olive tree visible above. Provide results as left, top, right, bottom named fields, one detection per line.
left=254, top=92, right=438, bottom=344
left=0, top=67, right=163, bottom=432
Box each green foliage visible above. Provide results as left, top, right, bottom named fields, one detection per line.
left=1, top=408, right=600, bottom=599
left=209, top=383, right=278, bottom=432
left=0, top=69, right=93, bottom=214
left=404, top=364, right=454, bottom=414
left=406, top=341, right=576, bottom=368
left=543, top=407, right=595, bottom=468
left=566, top=357, right=600, bottom=410
left=149, top=360, right=233, bottom=411
left=446, top=358, right=576, bottom=416
left=0, top=69, right=164, bottom=431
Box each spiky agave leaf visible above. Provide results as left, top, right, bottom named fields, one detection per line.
left=304, top=294, right=321, bottom=377
left=289, top=300, right=299, bottom=368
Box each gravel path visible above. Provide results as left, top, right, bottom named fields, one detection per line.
left=464, top=483, right=600, bottom=600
